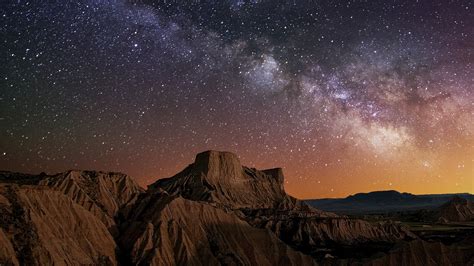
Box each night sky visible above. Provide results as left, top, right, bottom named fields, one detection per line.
left=1, top=0, right=472, bottom=198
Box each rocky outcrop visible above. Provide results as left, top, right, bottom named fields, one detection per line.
left=151, top=151, right=336, bottom=219
left=39, top=170, right=144, bottom=224
left=0, top=184, right=117, bottom=265
left=0, top=150, right=471, bottom=265
left=1, top=170, right=144, bottom=233
left=436, top=196, right=474, bottom=222
left=149, top=150, right=415, bottom=260
left=150, top=150, right=297, bottom=210
left=365, top=239, right=474, bottom=266
left=0, top=170, right=144, bottom=265
left=255, top=216, right=413, bottom=246
left=119, top=192, right=316, bottom=265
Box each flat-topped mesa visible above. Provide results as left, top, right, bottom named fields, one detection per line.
left=150, top=150, right=291, bottom=209
left=262, top=168, right=285, bottom=185
left=193, top=150, right=245, bottom=185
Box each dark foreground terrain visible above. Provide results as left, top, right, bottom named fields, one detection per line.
left=1, top=150, right=473, bottom=265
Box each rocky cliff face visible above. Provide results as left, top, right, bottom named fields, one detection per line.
left=119, top=193, right=315, bottom=265
left=39, top=170, right=144, bottom=218
left=150, top=150, right=294, bottom=210
left=0, top=170, right=143, bottom=265
left=150, top=151, right=414, bottom=255
left=1, top=170, right=144, bottom=235
left=364, top=239, right=474, bottom=266
left=0, top=151, right=472, bottom=265
left=436, top=196, right=474, bottom=222
left=39, top=170, right=144, bottom=231
left=0, top=184, right=117, bottom=265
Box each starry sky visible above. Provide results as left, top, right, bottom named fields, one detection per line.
left=1, top=0, right=473, bottom=198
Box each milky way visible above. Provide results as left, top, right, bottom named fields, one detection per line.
left=1, top=0, right=472, bottom=198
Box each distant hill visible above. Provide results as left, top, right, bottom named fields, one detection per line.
left=306, top=190, right=474, bottom=214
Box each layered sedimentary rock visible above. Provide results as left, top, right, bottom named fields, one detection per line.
left=150, top=151, right=299, bottom=210
left=0, top=151, right=472, bottom=265
left=1, top=170, right=144, bottom=232
left=0, top=185, right=117, bottom=265
left=120, top=193, right=315, bottom=265
left=39, top=170, right=144, bottom=218
left=254, top=216, right=413, bottom=248
left=366, top=239, right=474, bottom=266
left=436, top=196, right=474, bottom=222
left=151, top=151, right=413, bottom=251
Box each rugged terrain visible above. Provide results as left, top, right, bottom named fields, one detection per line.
left=1, top=151, right=473, bottom=265
left=436, top=196, right=474, bottom=223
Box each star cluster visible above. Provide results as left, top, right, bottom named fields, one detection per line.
left=1, top=0, right=472, bottom=198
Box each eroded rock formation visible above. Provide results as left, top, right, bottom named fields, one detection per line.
left=0, top=151, right=472, bottom=265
